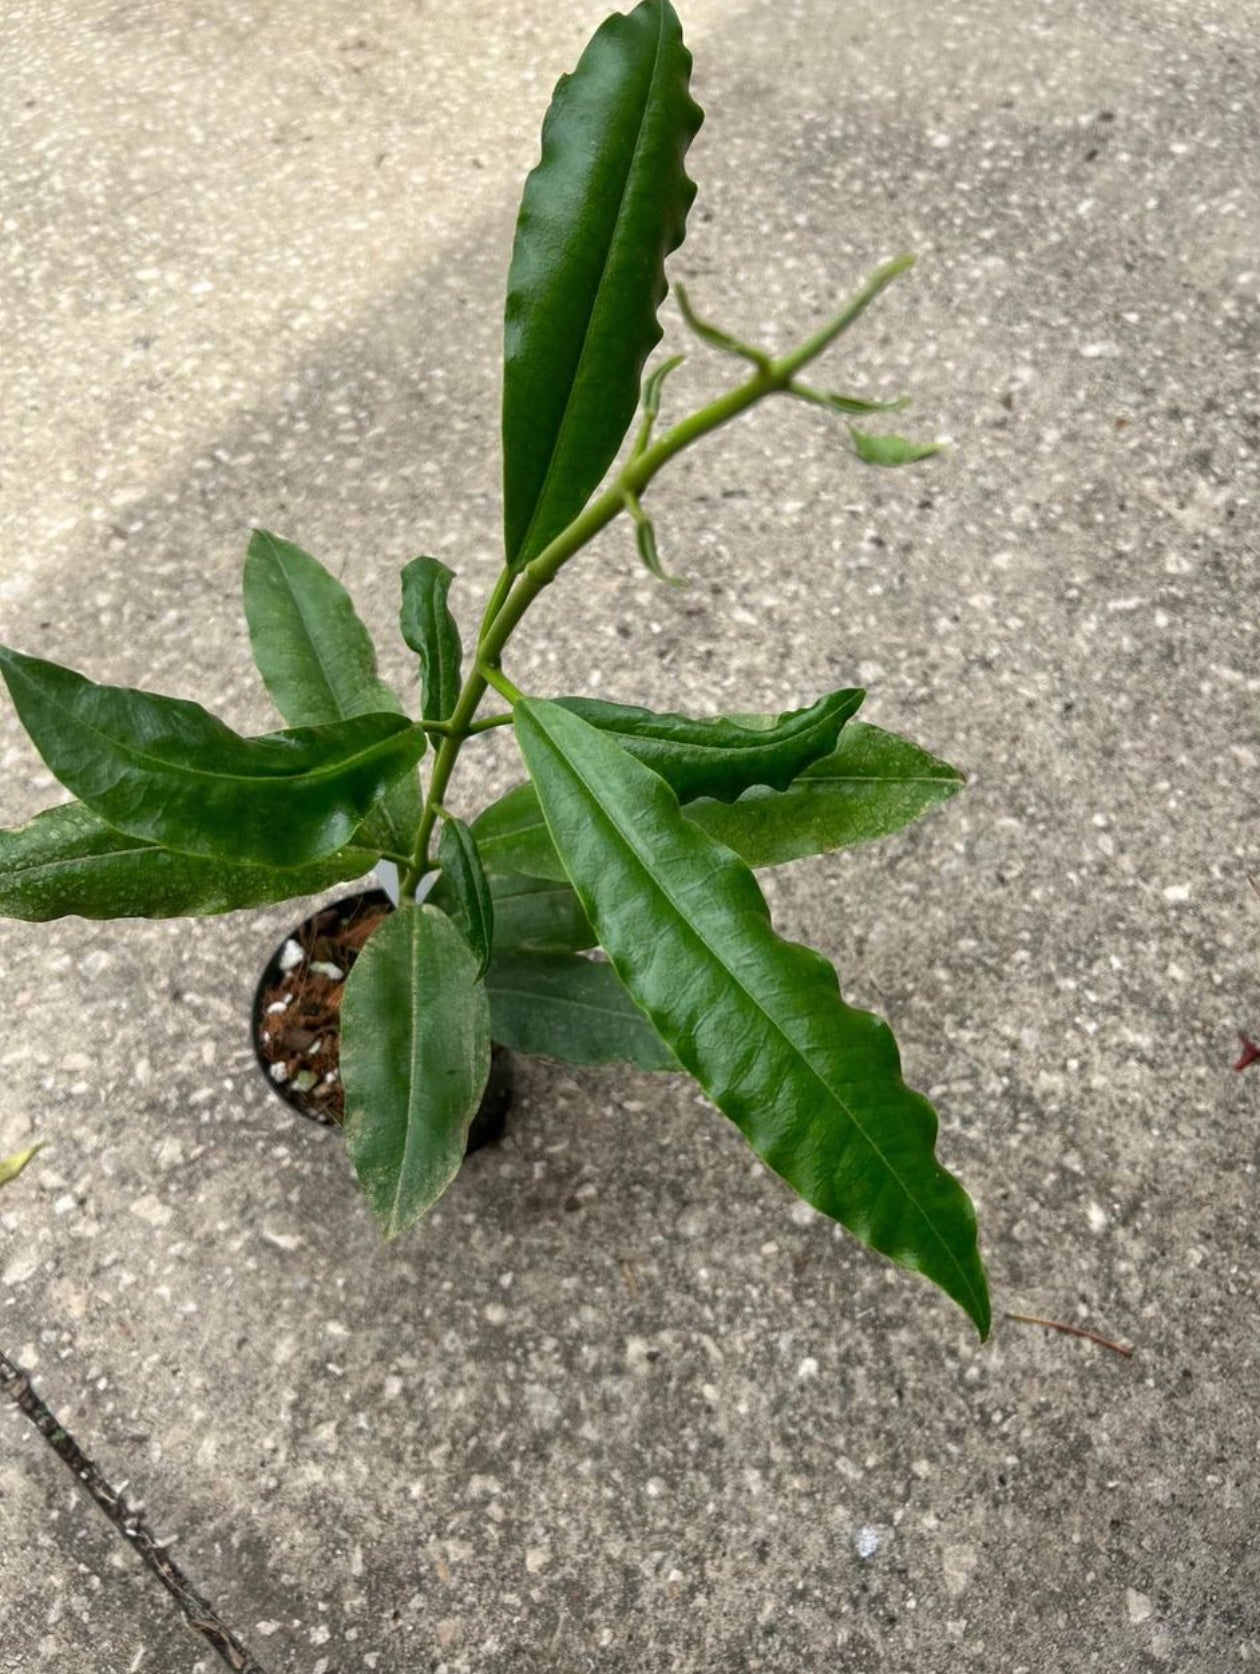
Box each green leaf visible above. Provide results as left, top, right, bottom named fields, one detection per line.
left=430, top=868, right=594, bottom=953
left=243, top=530, right=407, bottom=725
left=850, top=427, right=943, bottom=467
left=555, top=688, right=863, bottom=803
left=399, top=556, right=464, bottom=725
left=0, top=1143, right=43, bottom=1189
left=0, top=648, right=426, bottom=869
left=474, top=720, right=962, bottom=880
left=485, top=953, right=676, bottom=1070
left=0, top=801, right=373, bottom=921
left=624, top=487, right=684, bottom=587
left=515, top=697, right=989, bottom=1336
left=502, top=0, right=703, bottom=568
left=243, top=529, right=423, bottom=856
left=341, top=903, right=491, bottom=1238
left=674, top=283, right=770, bottom=368
left=789, top=381, right=910, bottom=417
left=629, top=352, right=687, bottom=474
left=686, top=721, right=964, bottom=866
left=437, top=816, right=494, bottom=977
left=471, top=782, right=568, bottom=882
left=638, top=352, right=686, bottom=435
left=486, top=872, right=596, bottom=954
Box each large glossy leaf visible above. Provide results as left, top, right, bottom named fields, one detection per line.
left=0, top=648, right=426, bottom=869
left=400, top=556, right=463, bottom=724
left=553, top=688, right=863, bottom=802
left=437, top=816, right=494, bottom=977
left=472, top=721, right=962, bottom=881
left=243, top=529, right=422, bottom=857
left=486, top=953, right=676, bottom=1070
left=515, top=697, right=989, bottom=1336
left=0, top=801, right=373, bottom=921
left=341, top=903, right=491, bottom=1238
left=502, top=0, right=703, bottom=568
left=687, top=721, right=964, bottom=866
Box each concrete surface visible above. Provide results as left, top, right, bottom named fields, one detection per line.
left=2, top=0, right=1258, bottom=1669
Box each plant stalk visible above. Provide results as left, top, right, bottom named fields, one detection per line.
left=400, top=257, right=916, bottom=895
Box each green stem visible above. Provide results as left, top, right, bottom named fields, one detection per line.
left=400, top=687, right=482, bottom=896
left=477, top=566, right=516, bottom=643
left=774, top=254, right=914, bottom=381
left=478, top=366, right=776, bottom=656
left=400, top=258, right=915, bottom=899
left=375, top=847, right=417, bottom=869
left=479, top=661, right=524, bottom=704
left=675, top=283, right=771, bottom=369
left=484, top=258, right=917, bottom=631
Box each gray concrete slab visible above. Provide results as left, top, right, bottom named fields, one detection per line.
left=1, top=1, right=1257, bottom=1670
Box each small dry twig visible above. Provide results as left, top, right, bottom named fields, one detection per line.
left=1, top=1348, right=270, bottom=1673
left=1004, top=1311, right=1133, bottom=1359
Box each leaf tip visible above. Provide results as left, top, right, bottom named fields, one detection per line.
left=244, top=525, right=286, bottom=563
left=967, top=1274, right=993, bottom=1341
left=849, top=426, right=946, bottom=469
left=0, top=1140, right=45, bottom=1189
left=949, top=1234, right=991, bottom=1340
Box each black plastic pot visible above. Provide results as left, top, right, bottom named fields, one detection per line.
left=250, top=888, right=512, bottom=1153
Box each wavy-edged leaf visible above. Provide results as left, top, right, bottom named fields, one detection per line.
left=486, top=952, right=675, bottom=1070
left=556, top=688, right=863, bottom=803
left=0, top=801, right=373, bottom=921
left=0, top=1143, right=43, bottom=1189
left=243, top=529, right=422, bottom=855
left=400, top=556, right=463, bottom=724
left=789, top=381, right=910, bottom=417
left=515, top=697, right=989, bottom=1336
left=437, top=816, right=494, bottom=977
left=341, top=903, right=490, bottom=1238
left=472, top=720, right=960, bottom=880
left=0, top=648, right=426, bottom=868
left=850, top=427, right=943, bottom=467
left=502, top=0, right=703, bottom=568
left=687, top=721, right=964, bottom=866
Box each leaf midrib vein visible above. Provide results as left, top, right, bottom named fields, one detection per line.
left=23, top=672, right=405, bottom=790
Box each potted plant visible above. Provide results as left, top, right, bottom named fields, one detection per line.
left=0, top=0, right=988, bottom=1337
